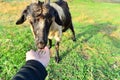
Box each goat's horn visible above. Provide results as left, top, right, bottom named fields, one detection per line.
left=32, top=0, right=39, bottom=3
left=44, top=0, right=50, bottom=4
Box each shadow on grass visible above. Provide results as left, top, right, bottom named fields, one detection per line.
left=61, top=22, right=119, bottom=59
left=47, top=22, right=120, bottom=79
left=77, top=22, right=119, bottom=47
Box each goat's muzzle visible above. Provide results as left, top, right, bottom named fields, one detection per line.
left=35, top=39, right=47, bottom=49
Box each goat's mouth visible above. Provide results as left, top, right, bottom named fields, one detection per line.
left=36, top=43, right=46, bottom=49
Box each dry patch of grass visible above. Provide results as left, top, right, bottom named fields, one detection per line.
left=0, top=2, right=29, bottom=14
left=74, top=15, right=95, bottom=24
left=0, top=1, right=30, bottom=26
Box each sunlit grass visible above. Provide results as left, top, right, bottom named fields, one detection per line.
left=0, top=0, right=120, bottom=80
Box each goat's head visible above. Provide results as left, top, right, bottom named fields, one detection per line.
left=16, top=0, right=54, bottom=49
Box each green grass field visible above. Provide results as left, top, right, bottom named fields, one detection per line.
left=0, top=0, right=120, bottom=80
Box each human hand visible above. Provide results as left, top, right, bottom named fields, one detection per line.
left=26, top=47, right=50, bottom=67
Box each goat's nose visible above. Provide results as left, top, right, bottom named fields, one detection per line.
left=39, top=40, right=44, bottom=44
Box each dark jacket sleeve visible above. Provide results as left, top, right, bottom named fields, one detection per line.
left=12, top=60, right=47, bottom=80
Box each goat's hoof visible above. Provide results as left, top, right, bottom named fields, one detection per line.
left=72, top=37, right=76, bottom=42
left=55, top=57, right=60, bottom=63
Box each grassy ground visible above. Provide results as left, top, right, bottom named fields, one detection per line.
left=0, top=0, right=120, bottom=80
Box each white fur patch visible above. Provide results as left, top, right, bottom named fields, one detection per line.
left=48, top=17, right=62, bottom=42
left=50, top=3, right=65, bottom=21
left=48, top=3, right=65, bottom=42
left=38, top=19, right=45, bottom=29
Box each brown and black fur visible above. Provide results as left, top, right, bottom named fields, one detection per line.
left=16, top=0, right=76, bottom=63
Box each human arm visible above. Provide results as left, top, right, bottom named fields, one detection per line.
left=12, top=47, right=50, bottom=80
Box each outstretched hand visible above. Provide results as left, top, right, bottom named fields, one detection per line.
left=26, top=47, right=50, bottom=67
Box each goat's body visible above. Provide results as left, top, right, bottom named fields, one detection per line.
left=50, top=3, right=65, bottom=21
left=48, top=17, right=62, bottom=42
left=51, top=1, right=72, bottom=31
left=16, top=0, right=76, bottom=63
left=48, top=1, right=76, bottom=62
left=48, top=1, right=75, bottom=42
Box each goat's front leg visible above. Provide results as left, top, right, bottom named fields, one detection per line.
left=55, top=41, right=60, bottom=63
left=48, top=39, right=52, bottom=49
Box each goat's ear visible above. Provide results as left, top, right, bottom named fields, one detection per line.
left=16, top=8, right=28, bottom=25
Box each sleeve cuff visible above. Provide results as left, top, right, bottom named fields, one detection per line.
left=26, top=60, right=47, bottom=79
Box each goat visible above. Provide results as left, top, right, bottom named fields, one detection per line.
left=16, top=0, right=76, bottom=63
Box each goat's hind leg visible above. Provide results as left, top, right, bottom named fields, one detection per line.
left=69, top=23, right=76, bottom=41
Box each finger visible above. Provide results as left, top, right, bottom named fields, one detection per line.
left=29, top=49, right=35, bottom=53
left=26, top=49, right=36, bottom=56
left=37, top=49, right=44, bottom=54
left=27, top=49, right=34, bottom=53
left=44, top=47, right=49, bottom=53
left=44, top=46, right=49, bottom=51
left=37, top=46, right=49, bottom=55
